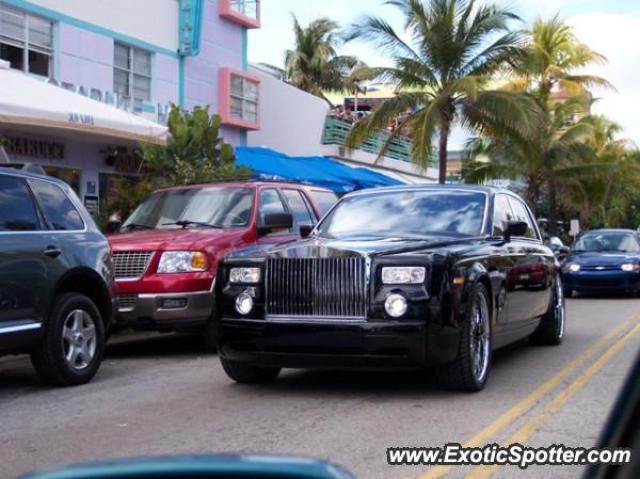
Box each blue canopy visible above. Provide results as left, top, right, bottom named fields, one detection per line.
left=235, top=147, right=403, bottom=194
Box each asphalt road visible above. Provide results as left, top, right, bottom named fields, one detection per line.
left=1, top=296, right=639, bottom=479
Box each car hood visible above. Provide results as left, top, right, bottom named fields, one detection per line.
left=228, top=235, right=479, bottom=259
left=108, top=228, right=246, bottom=252
left=567, top=251, right=640, bottom=266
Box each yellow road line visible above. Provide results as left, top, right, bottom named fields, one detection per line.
left=417, top=313, right=639, bottom=479
left=467, top=321, right=640, bottom=479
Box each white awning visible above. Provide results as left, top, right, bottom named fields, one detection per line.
left=0, top=60, right=167, bottom=144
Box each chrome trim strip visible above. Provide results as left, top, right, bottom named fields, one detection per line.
left=0, top=323, right=42, bottom=334
left=227, top=316, right=367, bottom=325
left=266, top=315, right=366, bottom=323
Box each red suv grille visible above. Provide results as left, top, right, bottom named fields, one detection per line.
left=112, top=251, right=153, bottom=280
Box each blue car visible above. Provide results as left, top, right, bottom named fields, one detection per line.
left=562, top=229, right=640, bottom=296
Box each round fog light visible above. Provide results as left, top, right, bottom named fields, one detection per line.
left=385, top=293, right=408, bottom=318
left=235, top=292, right=254, bottom=315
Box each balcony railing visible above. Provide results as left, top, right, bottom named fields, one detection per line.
left=322, top=116, right=437, bottom=167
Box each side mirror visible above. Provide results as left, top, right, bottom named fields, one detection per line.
left=258, top=213, right=293, bottom=235
left=504, top=221, right=529, bottom=243
left=300, top=224, right=314, bottom=238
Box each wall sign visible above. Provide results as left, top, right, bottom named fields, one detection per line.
left=2, top=136, right=65, bottom=161
left=84, top=195, right=99, bottom=219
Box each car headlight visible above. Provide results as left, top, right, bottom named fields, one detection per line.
left=385, top=293, right=408, bottom=318
left=382, top=266, right=426, bottom=284
left=157, top=251, right=208, bottom=273
left=621, top=263, right=639, bottom=272
left=229, top=267, right=261, bottom=284
left=563, top=263, right=581, bottom=273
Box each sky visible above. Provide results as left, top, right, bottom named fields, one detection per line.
left=249, top=0, right=640, bottom=148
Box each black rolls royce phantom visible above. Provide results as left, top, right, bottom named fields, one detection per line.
left=214, top=185, right=565, bottom=392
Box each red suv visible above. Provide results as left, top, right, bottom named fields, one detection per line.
left=108, top=181, right=337, bottom=343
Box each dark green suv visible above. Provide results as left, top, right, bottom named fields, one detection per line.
left=0, top=167, right=116, bottom=386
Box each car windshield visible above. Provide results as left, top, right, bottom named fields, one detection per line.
left=122, top=187, right=254, bottom=230
left=573, top=231, right=640, bottom=253
left=316, top=190, right=486, bottom=239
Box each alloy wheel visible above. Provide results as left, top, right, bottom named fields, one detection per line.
left=61, top=309, right=97, bottom=371
left=555, top=279, right=566, bottom=340
left=470, top=292, right=490, bottom=382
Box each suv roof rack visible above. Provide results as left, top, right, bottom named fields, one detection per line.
left=182, top=176, right=314, bottom=188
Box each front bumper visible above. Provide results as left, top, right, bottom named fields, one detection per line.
left=562, top=270, right=640, bottom=292
left=218, top=317, right=459, bottom=370
left=116, top=290, right=213, bottom=329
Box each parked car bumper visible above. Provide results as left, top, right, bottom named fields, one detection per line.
left=116, top=290, right=214, bottom=330
left=562, top=270, right=640, bottom=292
left=217, top=317, right=459, bottom=370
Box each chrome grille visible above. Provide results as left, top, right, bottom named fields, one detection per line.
left=118, top=294, right=137, bottom=311
left=265, top=257, right=367, bottom=319
left=112, top=251, right=153, bottom=279
left=580, top=265, right=619, bottom=271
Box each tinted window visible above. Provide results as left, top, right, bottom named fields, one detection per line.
left=0, top=175, right=40, bottom=231
left=508, top=197, right=537, bottom=239
left=29, top=180, right=84, bottom=231
left=309, top=190, right=338, bottom=215
left=318, top=190, right=486, bottom=238
left=123, top=187, right=254, bottom=229
left=574, top=232, right=640, bottom=253
left=493, top=194, right=514, bottom=236
left=258, top=189, right=287, bottom=225
left=282, top=189, right=315, bottom=230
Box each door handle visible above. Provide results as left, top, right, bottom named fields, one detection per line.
left=43, top=246, right=62, bottom=258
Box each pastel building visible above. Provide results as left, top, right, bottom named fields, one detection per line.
left=0, top=0, right=260, bottom=211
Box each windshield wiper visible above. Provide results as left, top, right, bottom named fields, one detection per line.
left=162, top=220, right=222, bottom=229
left=123, top=223, right=154, bottom=230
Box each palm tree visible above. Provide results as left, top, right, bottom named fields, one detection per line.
left=560, top=116, right=637, bottom=227
left=503, top=15, right=613, bottom=231
left=462, top=96, right=597, bottom=212
left=506, top=15, right=612, bottom=99
left=345, top=0, right=535, bottom=183
left=285, top=16, right=359, bottom=104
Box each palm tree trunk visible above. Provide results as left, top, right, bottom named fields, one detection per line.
left=438, top=122, right=450, bottom=184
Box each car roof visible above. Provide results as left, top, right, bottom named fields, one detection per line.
left=581, top=228, right=638, bottom=234
left=343, top=183, right=506, bottom=198
left=155, top=179, right=335, bottom=193
left=0, top=165, right=69, bottom=188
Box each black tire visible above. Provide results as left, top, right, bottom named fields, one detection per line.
left=564, top=287, right=574, bottom=298
left=436, top=283, right=492, bottom=392
left=31, top=293, right=105, bottom=387
left=531, top=277, right=565, bottom=346
left=220, top=357, right=280, bottom=384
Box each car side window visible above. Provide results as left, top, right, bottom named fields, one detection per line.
left=258, top=189, right=287, bottom=226
left=309, top=190, right=338, bottom=216
left=508, top=197, right=537, bottom=239
left=0, top=175, right=41, bottom=231
left=492, top=194, right=513, bottom=236
left=282, top=189, right=315, bottom=231
left=28, top=180, right=84, bottom=231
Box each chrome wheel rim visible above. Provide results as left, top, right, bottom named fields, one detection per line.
left=62, top=309, right=97, bottom=371
left=555, top=279, right=566, bottom=339
left=470, top=292, right=490, bottom=382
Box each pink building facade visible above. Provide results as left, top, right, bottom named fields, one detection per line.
left=0, top=0, right=260, bottom=212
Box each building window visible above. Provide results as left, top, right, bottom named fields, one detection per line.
left=219, top=68, right=260, bottom=129
left=231, top=74, right=258, bottom=124
left=0, top=4, right=53, bottom=77
left=219, top=0, right=260, bottom=28
left=113, top=42, right=152, bottom=102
